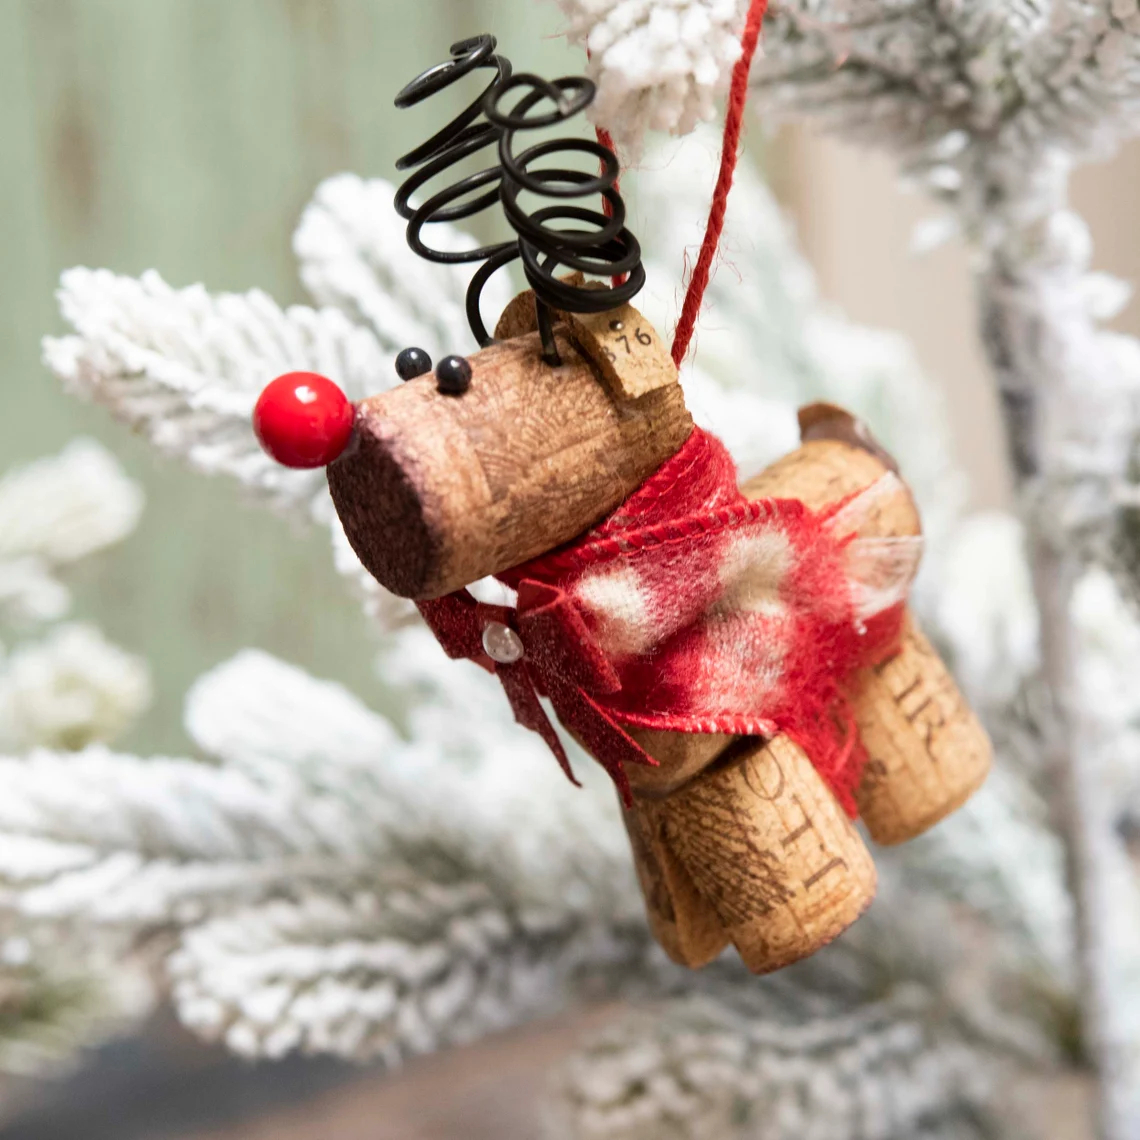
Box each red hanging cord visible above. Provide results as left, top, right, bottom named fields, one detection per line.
left=596, top=123, right=619, bottom=213
left=670, top=0, right=769, bottom=366
left=596, top=124, right=628, bottom=287
left=587, top=45, right=626, bottom=289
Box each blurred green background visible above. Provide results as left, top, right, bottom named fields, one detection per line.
left=0, top=0, right=583, bottom=756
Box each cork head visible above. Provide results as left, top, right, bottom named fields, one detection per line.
left=253, top=300, right=692, bottom=602
left=323, top=327, right=692, bottom=599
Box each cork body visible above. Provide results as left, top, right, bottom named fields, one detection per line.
left=644, top=737, right=877, bottom=973
left=321, top=276, right=986, bottom=971
left=740, top=430, right=991, bottom=846
left=582, top=728, right=875, bottom=973
left=328, top=327, right=692, bottom=599
left=739, top=437, right=922, bottom=539
left=625, top=727, right=733, bottom=799
left=619, top=416, right=988, bottom=969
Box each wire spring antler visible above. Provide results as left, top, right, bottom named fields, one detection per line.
left=394, top=34, right=645, bottom=366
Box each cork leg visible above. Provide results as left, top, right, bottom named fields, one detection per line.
left=658, top=736, right=877, bottom=975
left=622, top=803, right=730, bottom=968
left=853, top=617, right=993, bottom=845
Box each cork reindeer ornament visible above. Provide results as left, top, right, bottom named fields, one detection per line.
left=252, top=28, right=992, bottom=975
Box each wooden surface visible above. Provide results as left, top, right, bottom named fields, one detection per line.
left=0, top=1005, right=1093, bottom=1140
left=330, top=321, right=692, bottom=598
left=182, top=1009, right=620, bottom=1140
left=0, top=1005, right=621, bottom=1140
left=179, top=1052, right=1095, bottom=1140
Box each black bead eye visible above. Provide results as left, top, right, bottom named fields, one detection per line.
left=395, top=347, right=432, bottom=381
left=435, top=355, right=472, bottom=396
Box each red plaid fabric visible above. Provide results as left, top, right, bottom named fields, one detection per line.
left=419, top=428, right=921, bottom=813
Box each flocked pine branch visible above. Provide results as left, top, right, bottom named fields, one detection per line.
left=930, top=513, right=1039, bottom=711
left=0, top=917, right=151, bottom=1079
left=0, top=442, right=153, bottom=1080
left=294, top=173, right=512, bottom=361
left=548, top=0, right=753, bottom=154
left=0, top=440, right=143, bottom=627
left=0, top=633, right=1070, bottom=1098
left=545, top=988, right=997, bottom=1140
left=0, top=624, right=151, bottom=753
left=43, top=269, right=389, bottom=525
left=0, top=648, right=654, bottom=1063
left=169, top=879, right=638, bottom=1064
left=741, top=5, right=1140, bottom=1134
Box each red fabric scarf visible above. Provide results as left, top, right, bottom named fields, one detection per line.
left=418, top=429, right=919, bottom=813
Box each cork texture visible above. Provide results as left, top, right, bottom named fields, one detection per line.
left=851, top=616, right=992, bottom=844
left=493, top=286, right=677, bottom=401
left=740, top=437, right=921, bottom=539
left=493, top=288, right=545, bottom=342
left=656, top=736, right=877, bottom=974
left=328, top=325, right=692, bottom=599
left=624, top=727, right=734, bottom=799
left=561, top=303, right=677, bottom=400
left=622, top=802, right=729, bottom=968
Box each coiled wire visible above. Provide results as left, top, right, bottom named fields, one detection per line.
left=394, top=35, right=645, bottom=365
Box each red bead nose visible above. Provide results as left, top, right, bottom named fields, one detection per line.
left=253, top=372, right=355, bottom=469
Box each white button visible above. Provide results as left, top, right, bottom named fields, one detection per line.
left=482, top=622, right=524, bottom=664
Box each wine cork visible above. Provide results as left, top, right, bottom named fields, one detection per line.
left=739, top=437, right=921, bottom=539
left=328, top=322, right=692, bottom=599
left=851, top=617, right=991, bottom=844
left=624, top=727, right=734, bottom=799
left=496, top=286, right=676, bottom=400
left=560, top=719, right=730, bottom=965
left=622, top=801, right=729, bottom=968
left=657, top=736, right=877, bottom=974
left=740, top=427, right=991, bottom=846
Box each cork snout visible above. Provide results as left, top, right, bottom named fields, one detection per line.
left=326, top=391, right=444, bottom=598
left=326, top=329, right=693, bottom=600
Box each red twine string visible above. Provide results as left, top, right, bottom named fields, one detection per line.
left=596, top=123, right=619, bottom=214
left=670, top=0, right=769, bottom=367
left=588, top=43, right=627, bottom=291
left=595, top=124, right=628, bottom=287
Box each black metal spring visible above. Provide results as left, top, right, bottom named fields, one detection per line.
left=394, top=35, right=645, bottom=365
left=393, top=35, right=514, bottom=325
